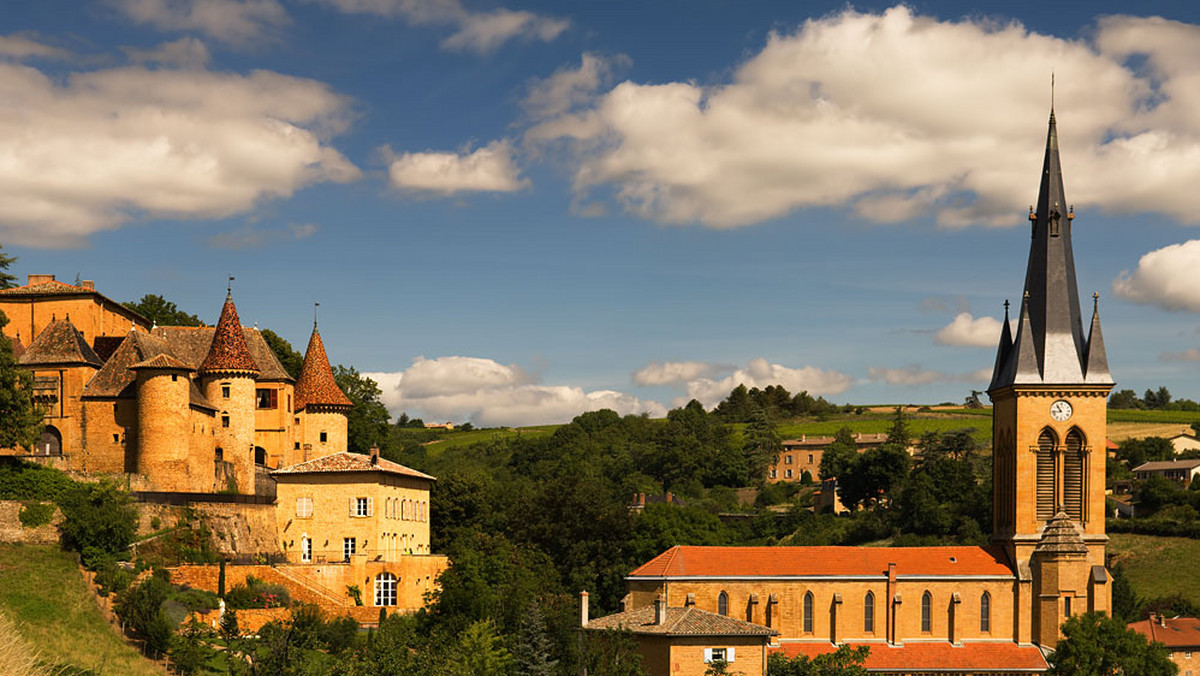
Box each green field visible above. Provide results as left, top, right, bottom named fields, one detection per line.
left=774, top=416, right=991, bottom=444
left=1108, top=533, right=1200, bottom=605
left=1106, top=409, right=1200, bottom=424
left=0, top=544, right=164, bottom=676
left=417, top=424, right=559, bottom=456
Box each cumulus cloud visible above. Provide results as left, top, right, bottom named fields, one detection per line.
left=386, top=140, right=528, bottom=195
left=528, top=7, right=1200, bottom=229
left=305, top=0, right=567, bottom=53
left=0, top=61, right=358, bottom=247
left=632, top=361, right=726, bottom=386
left=206, top=222, right=320, bottom=249
left=0, top=34, right=71, bottom=61
left=681, top=358, right=853, bottom=408
left=366, top=356, right=666, bottom=427
left=123, top=37, right=211, bottom=68
left=1113, top=240, right=1200, bottom=312
left=1161, top=349, right=1200, bottom=362
left=115, top=0, right=288, bottom=45
left=934, top=312, right=1005, bottom=347
left=522, top=52, right=628, bottom=121
left=867, top=365, right=991, bottom=386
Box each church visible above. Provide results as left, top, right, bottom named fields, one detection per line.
left=586, top=111, right=1114, bottom=675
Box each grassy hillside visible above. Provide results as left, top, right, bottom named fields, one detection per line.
left=1108, top=533, right=1200, bottom=606
left=0, top=544, right=164, bottom=676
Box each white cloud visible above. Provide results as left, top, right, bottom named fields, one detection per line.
left=1113, top=240, right=1200, bottom=312
left=681, top=358, right=853, bottom=408
left=522, top=52, right=626, bottom=121
left=632, top=360, right=725, bottom=386
left=0, top=34, right=70, bottom=61
left=123, top=37, right=211, bottom=68
left=1162, top=349, right=1200, bottom=362
left=0, top=62, right=358, bottom=247
left=934, top=312, right=1005, bottom=347
left=386, top=140, right=528, bottom=195
left=305, top=0, right=566, bottom=53
left=528, top=6, right=1200, bottom=229
left=115, top=0, right=288, bottom=45
left=366, top=356, right=665, bottom=427
left=206, top=222, right=319, bottom=249
left=867, top=365, right=991, bottom=386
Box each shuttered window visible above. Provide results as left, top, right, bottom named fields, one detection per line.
left=1064, top=429, right=1086, bottom=521
left=1036, top=429, right=1057, bottom=520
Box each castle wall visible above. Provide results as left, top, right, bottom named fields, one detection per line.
left=78, top=398, right=137, bottom=474
left=295, top=410, right=347, bottom=463
left=204, top=375, right=257, bottom=495
left=253, top=382, right=294, bottom=469
left=0, top=291, right=148, bottom=347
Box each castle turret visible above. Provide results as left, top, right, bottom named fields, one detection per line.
left=199, top=291, right=259, bottom=494
left=292, top=322, right=352, bottom=464
left=131, top=354, right=193, bottom=491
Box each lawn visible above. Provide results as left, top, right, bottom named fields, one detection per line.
left=1108, top=533, right=1200, bottom=606
left=419, top=425, right=559, bottom=457
left=0, top=544, right=164, bottom=676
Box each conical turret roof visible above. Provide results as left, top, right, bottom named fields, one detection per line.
left=294, top=324, right=352, bottom=412
left=199, top=291, right=259, bottom=375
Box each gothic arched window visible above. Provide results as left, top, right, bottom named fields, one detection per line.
left=803, top=592, right=814, bottom=633
left=1064, top=428, right=1086, bottom=521
left=1036, top=428, right=1058, bottom=520
left=717, top=591, right=728, bottom=616
left=864, top=591, right=875, bottom=633
left=980, top=592, right=991, bottom=633
left=921, top=591, right=932, bottom=633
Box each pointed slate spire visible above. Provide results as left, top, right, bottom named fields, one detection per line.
left=1084, top=292, right=1113, bottom=384
left=988, top=300, right=1014, bottom=391
left=199, top=289, right=259, bottom=375
left=990, top=110, right=1093, bottom=389
left=294, top=322, right=352, bottom=412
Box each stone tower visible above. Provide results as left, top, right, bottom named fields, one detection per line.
left=199, top=290, right=260, bottom=494
left=988, top=110, right=1114, bottom=645
left=291, top=322, right=352, bottom=464
left=132, top=354, right=194, bottom=491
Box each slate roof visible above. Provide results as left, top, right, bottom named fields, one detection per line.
left=272, top=451, right=435, bottom=482
left=628, top=546, right=1014, bottom=579
left=81, top=331, right=215, bottom=410
left=585, top=605, right=776, bottom=637
left=772, top=642, right=1049, bottom=672
left=130, top=354, right=193, bottom=371
left=153, top=326, right=291, bottom=382
left=1128, top=616, right=1200, bottom=649
left=990, top=110, right=1111, bottom=390
left=198, top=293, right=259, bottom=375
left=18, top=317, right=103, bottom=368
left=294, top=325, right=352, bottom=411
left=92, top=336, right=125, bottom=362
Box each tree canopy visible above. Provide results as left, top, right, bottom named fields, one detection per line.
left=122, top=294, right=202, bottom=327
left=1048, top=612, right=1176, bottom=676
left=0, top=310, right=42, bottom=450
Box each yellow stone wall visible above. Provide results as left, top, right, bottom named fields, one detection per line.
left=25, top=365, right=96, bottom=462
left=0, top=292, right=148, bottom=347
left=294, top=409, right=348, bottom=463
left=275, top=472, right=432, bottom=564
left=253, top=382, right=295, bottom=469
left=668, top=637, right=768, bottom=676
left=204, top=375, right=257, bottom=494
left=78, top=398, right=138, bottom=474
left=137, top=368, right=194, bottom=492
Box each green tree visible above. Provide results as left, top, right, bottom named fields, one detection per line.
left=742, top=408, right=782, bottom=485
left=838, top=445, right=910, bottom=510
left=1108, top=389, right=1144, bottom=410
left=767, top=644, right=869, bottom=675
left=169, top=619, right=215, bottom=675
left=122, top=294, right=202, bottom=327
left=334, top=365, right=393, bottom=456
left=0, top=244, right=16, bottom=289
left=440, top=619, right=513, bottom=676
left=514, top=600, right=558, bottom=676
left=116, top=572, right=174, bottom=659
left=0, top=311, right=42, bottom=450
left=715, top=384, right=755, bottom=422
left=1048, top=611, right=1176, bottom=676
left=57, top=480, right=139, bottom=568
left=885, top=406, right=911, bottom=448
left=1109, top=561, right=1140, bottom=623
left=261, top=328, right=303, bottom=379
left=1143, top=386, right=1173, bottom=410
left=580, top=629, right=648, bottom=676
left=818, top=428, right=858, bottom=481
left=1118, top=437, right=1175, bottom=470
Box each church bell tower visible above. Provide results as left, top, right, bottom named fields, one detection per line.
left=987, top=110, right=1114, bottom=643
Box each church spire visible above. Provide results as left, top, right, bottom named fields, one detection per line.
left=989, top=110, right=1108, bottom=389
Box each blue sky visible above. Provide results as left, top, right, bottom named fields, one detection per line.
left=5, top=1, right=1200, bottom=425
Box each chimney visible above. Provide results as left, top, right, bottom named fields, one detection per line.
left=369, top=445, right=379, bottom=465
left=80, top=280, right=94, bottom=290
left=27, top=274, right=54, bottom=286
left=580, top=591, right=589, bottom=627
left=654, top=595, right=666, bottom=625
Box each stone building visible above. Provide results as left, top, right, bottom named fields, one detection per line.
left=602, top=111, right=1115, bottom=674
left=767, top=433, right=890, bottom=483
left=1129, top=615, right=1200, bottom=676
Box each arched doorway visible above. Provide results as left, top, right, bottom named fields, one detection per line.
left=254, top=446, right=267, bottom=466
left=37, top=426, right=61, bottom=456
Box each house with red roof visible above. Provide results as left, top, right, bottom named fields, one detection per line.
left=1129, top=615, right=1200, bottom=675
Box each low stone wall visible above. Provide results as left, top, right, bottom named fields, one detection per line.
left=0, top=500, right=62, bottom=544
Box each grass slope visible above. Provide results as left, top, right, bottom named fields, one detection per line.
left=1108, top=533, right=1200, bottom=606
left=0, top=544, right=164, bottom=676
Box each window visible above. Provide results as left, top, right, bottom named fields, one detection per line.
left=301, top=536, right=311, bottom=563
left=808, top=454, right=814, bottom=464
left=1036, top=428, right=1058, bottom=520
left=294, top=442, right=300, bottom=450
left=221, top=384, right=230, bottom=398
left=296, top=497, right=313, bottom=518
left=215, top=447, right=224, bottom=462
left=770, top=469, right=777, bottom=479
left=343, top=537, right=356, bottom=560
left=803, top=592, right=814, bottom=633
left=703, top=648, right=734, bottom=663
left=112, top=433, right=120, bottom=444
left=354, top=497, right=369, bottom=517
left=320, top=432, right=328, bottom=443
left=981, top=592, right=991, bottom=633
left=785, top=455, right=793, bottom=464
left=375, top=573, right=397, bottom=606
left=221, top=414, right=230, bottom=428
left=921, top=591, right=932, bottom=633
left=864, top=591, right=875, bottom=633
left=171, top=374, right=177, bottom=382
left=256, top=388, right=278, bottom=409
left=717, top=591, right=728, bottom=616
left=1064, top=428, right=1086, bottom=521
left=1064, top=596, right=1072, bottom=618
left=785, top=469, right=793, bottom=479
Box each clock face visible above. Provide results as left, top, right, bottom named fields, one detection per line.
left=1050, top=399, right=1073, bottom=422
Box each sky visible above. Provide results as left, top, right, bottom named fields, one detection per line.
left=5, top=0, right=1200, bottom=426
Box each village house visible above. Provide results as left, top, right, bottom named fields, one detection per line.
left=1132, top=458, right=1200, bottom=488
left=1129, top=615, right=1200, bottom=676
left=766, top=433, right=890, bottom=483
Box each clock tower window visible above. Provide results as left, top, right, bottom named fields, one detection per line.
left=1036, top=428, right=1057, bottom=521
left=1064, top=428, right=1086, bottom=521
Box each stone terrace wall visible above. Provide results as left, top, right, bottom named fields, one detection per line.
left=0, top=500, right=62, bottom=544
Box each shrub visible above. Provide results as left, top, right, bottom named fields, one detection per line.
left=116, top=574, right=173, bottom=658
left=0, top=459, right=76, bottom=502
left=57, top=481, right=138, bottom=569
left=224, top=576, right=291, bottom=610
left=93, top=559, right=137, bottom=597
left=17, top=502, right=55, bottom=528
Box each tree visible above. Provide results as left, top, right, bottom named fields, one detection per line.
left=514, top=600, right=558, bottom=676
left=1144, top=386, right=1173, bottom=410
left=767, top=644, right=869, bottom=675
left=1108, top=389, right=1144, bottom=410
left=818, top=428, right=858, bottom=481
left=261, top=329, right=303, bottom=379
left=0, top=310, right=42, bottom=450
left=440, top=619, right=513, bottom=676
left=1118, top=437, right=1175, bottom=471
left=885, top=406, right=911, bottom=449
left=57, top=480, right=139, bottom=568
left=0, top=244, right=16, bottom=289
left=714, top=384, right=755, bottom=422
left=116, top=572, right=174, bottom=658
left=1048, top=611, right=1176, bottom=676
left=742, top=408, right=782, bottom=485
left=333, top=365, right=393, bottom=456
left=122, top=294, right=202, bottom=327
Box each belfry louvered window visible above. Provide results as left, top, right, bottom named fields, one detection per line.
left=1036, top=428, right=1057, bottom=520
left=1064, top=428, right=1086, bottom=521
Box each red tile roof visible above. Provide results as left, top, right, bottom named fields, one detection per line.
left=586, top=605, right=776, bottom=637
left=628, top=546, right=1013, bottom=578
left=273, top=451, right=435, bottom=481
left=294, top=326, right=352, bottom=411
left=771, top=641, right=1049, bottom=672
left=1128, top=616, right=1200, bottom=648
left=199, top=294, right=259, bottom=375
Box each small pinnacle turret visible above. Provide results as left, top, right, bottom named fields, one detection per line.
left=294, top=323, right=352, bottom=412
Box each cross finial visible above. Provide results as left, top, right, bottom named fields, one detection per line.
left=1093, top=291, right=1099, bottom=311
left=1003, top=299, right=1010, bottom=316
